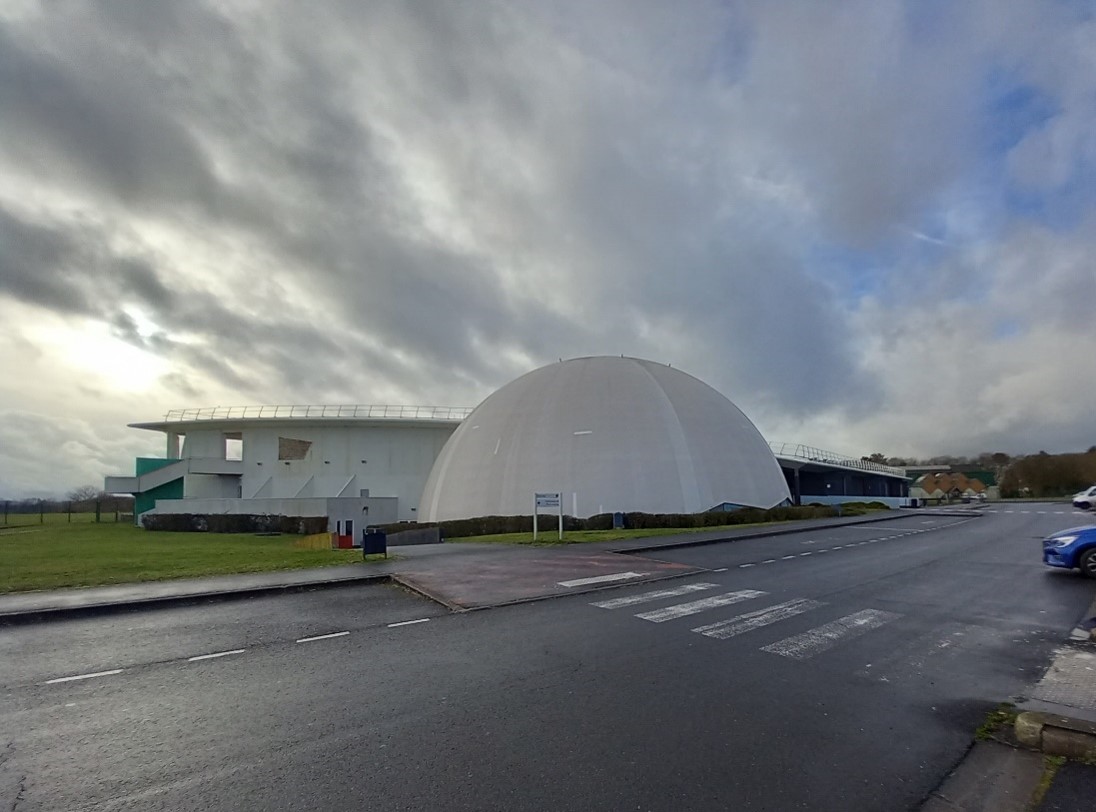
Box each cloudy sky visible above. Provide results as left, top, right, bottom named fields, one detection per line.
left=2, top=0, right=1095, bottom=498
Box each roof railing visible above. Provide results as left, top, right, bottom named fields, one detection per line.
left=161, top=405, right=474, bottom=422
left=768, top=441, right=907, bottom=477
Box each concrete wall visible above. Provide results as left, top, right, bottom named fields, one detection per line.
left=181, top=429, right=228, bottom=459
left=235, top=424, right=455, bottom=521
left=145, top=496, right=398, bottom=532
left=184, top=473, right=241, bottom=499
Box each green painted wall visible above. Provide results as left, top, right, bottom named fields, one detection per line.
left=134, top=457, right=183, bottom=518
left=136, top=457, right=180, bottom=476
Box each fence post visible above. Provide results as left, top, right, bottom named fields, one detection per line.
left=40, top=498, right=44, bottom=523
left=68, top=501, right=72, bottom=522
left=95, top=500, right=101, bottom=523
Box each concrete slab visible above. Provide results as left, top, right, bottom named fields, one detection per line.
left=1030, top=645, right=1096, bottom=712
left=920, top=741, right=1045, bottom=812
left=394, top=548, right=700, bottom=609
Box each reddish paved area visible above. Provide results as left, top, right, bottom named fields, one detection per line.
left=393, top=546, right=701, bottom=609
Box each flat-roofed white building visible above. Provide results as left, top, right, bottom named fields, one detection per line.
left=105, top=405, right=469, bottom=527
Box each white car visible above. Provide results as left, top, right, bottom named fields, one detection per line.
left=1073, top=486, right=1096, bottom=510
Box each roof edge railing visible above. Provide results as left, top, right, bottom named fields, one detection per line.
left=160, top=405, right=474, bottom=422
left=769, top=441, right=907, bottom=477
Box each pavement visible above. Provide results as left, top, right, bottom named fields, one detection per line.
left=4, top=504, right=1096, bottom=810
left=920, top=594, right=1096, bottom=811
left=0, top=509, right=930, bottom=623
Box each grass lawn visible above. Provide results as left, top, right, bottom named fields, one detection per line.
left=0, top=520, right=370, bottom=594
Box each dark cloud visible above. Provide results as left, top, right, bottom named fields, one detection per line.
left=0, top=0, right=1094, bottom=497
left=0, top=207, right=94, bottom=315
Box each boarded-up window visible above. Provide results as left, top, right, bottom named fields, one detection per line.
left=278, top=437, right=312, bottom=461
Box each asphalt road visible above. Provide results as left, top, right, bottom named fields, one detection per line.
left=2, top=504, right=1093, bottom=811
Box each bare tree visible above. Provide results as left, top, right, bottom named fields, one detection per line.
left=67, top=485, right=102, bottom=503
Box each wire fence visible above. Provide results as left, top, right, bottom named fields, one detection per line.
left=1, top=498, right=134, bottom=526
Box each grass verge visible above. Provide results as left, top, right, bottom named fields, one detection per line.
left=449, top=524, right=773, bottom=545
left=975, top=702, right=1019, bottom=741
left=0, top=521, right=370, bottom=594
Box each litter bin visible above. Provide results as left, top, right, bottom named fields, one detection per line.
left=362, top=527, right=387, bottom=558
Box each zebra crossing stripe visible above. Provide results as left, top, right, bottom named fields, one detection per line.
left=761, top=609, right=901, bottom=660
left=692, top=598, right=824, bottom=640
left=590, top=582, right=718, bottom=610
left=635, top=590, right=766, bottom=623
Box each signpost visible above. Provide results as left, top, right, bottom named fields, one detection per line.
left=533, top=492, right=563, bottom=541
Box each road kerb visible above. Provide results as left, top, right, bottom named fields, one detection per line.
left=1014, top=711, right=1096, bottom=759
left=0, top=574, right=393, bottom=626
left=1068, top=594, right=1096, bottom=642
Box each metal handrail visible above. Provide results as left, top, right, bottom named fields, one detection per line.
left=161, top=405, right=474, bottom=422
left=768, top=441, right=907, bottom=477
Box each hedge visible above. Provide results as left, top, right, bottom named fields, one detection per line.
left=141, top=514, right=329, bottom=534
left=377, top=502, right=881, bottom=539
left=140, top=501, right=889, bottom=537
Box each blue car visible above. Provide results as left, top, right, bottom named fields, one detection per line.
left=1043, top=525, right=1096, bottom=578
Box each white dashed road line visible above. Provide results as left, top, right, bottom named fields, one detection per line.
left=387, top=618, right=430, bottom=628
left=44, top=669, right=124, bottom=685
left=703, top=517, right=974, bottom=571
left=296, top=631, right=350, bottom=643
left=188, top=649, right=246, bottom=662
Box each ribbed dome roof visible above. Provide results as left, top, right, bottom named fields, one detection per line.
left=420, top=356, right=790, bottom=520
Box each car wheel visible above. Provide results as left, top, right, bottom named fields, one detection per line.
left=1081, top=549, right=1096, bottom=579
left=1078, top=502, right=1092, bottom=510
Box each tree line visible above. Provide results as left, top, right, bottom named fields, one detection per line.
left=862, top=448, right=1096, bottom=498
left=2, top=486, right=134, bottom=522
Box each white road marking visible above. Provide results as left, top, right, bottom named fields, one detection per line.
left=713, top=567, right=728, bottom=572
left=558, top=572, right=646, bottom=588
left=816, top=549, right=829, bottom=554
left=831, top=545, right=844, bottom=549
left=781, top=555, right=796, bottom=560
left=761, top=559, right=776, bottom=564
left=591, top=582, right=717, bottom=609
left=188, top=649, right=246, bottom=662
left=739, top=563, right=756, bottom=568
left=762, top=609, right=901, bottom=660
left=799, top=552, right=812, bottom=556
left=635, top=590, right=766, bottom=623
left=44, top=669, right=124, bottom=685
left=387, top=618, right=430, bottom=628
left=296, top=631, right=350, bottom=643
left=693, top=598, right=824, bottom=640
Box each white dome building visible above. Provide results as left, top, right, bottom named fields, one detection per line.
left=420, top=356, right=791, bottom=521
